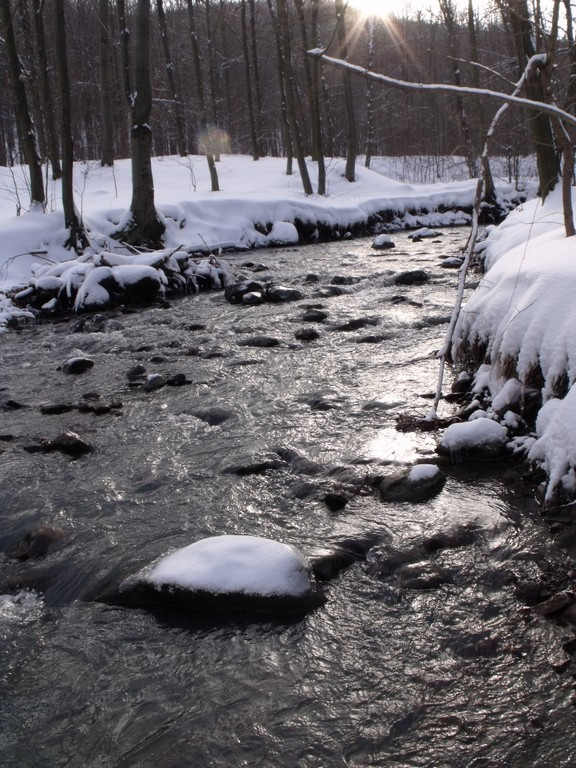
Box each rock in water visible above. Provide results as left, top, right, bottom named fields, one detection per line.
left=394, top=270, right=429, bottom=285
left=61, top=357, right=94, bottom=375
left=437, top=419, right=508, bottom=462
left=49, top=431, right=93, bottom=456
left=7, top=525, right=68, bottom=561
left=372, top=234, right=395, bottom=250
left=103, top=535, right=325, bottom=615
left=379, top=464, right=446, bottom=502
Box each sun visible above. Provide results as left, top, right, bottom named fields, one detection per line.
left=347, top=0, right=409, bottom=19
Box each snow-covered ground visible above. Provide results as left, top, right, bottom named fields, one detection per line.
left=0, top=154, right=525, bottom=297
left=453, top=185, right=576, bottom=503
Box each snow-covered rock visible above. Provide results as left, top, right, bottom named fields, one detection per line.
left=379, top=463, right=446, bottom=502
left=409, top=228, right=442, bottom=239
left=372, top=234, right=395, bottom=250
left=437, top=418, right=508, bottom=462
left=266, top=221, right=299, bottom=246
left=105, top=535, right=325, bottom=615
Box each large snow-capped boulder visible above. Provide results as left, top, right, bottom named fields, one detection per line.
left=104, top=535, right=325, bottom=615
left=437, top=418, right=508, bottom=462
left=379, top=464, right=446, bottom=502
left=266, top=221, right=299, bottom=246
left=372, top=234, right=395, bottom=250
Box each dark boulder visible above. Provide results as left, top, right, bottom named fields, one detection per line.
left=225, top=280, right=264, bottom=304
left=60, top=357, right=94, bottom=375
left=394, top=270, right=429, bottom=285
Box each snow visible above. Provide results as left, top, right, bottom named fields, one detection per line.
left=144, top=535, right=312, bottom=597
left=0, top=154, right=523, bottom=327
left=439, top=418, right=508, bottom=452
left=452, top=184, right=576, bottom=501
left=408, top=464, right=442, bottom=482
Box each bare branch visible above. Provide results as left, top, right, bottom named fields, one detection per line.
left=307, top=49, right=576, bottom=129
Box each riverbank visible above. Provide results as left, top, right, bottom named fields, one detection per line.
left=452, top=185, right=576, bottom=506
left=0, top=154, right=527, bottom=328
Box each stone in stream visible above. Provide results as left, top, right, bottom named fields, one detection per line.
left=309, top=534, right=381, bottom=581
left=23, top=430, right=94, bottom=457
left=237, top=336, right=280, bottom=348
left=40, top=403, right=77, bottom=415
left=191, top=406, right=236, bottom=426
left=436, top=419, right=509, bottom=462
left=372, top=234, right=395, bottom=250
left=394, top=270, right=429, bottom=286
left=7, top=525, right=68, bottom=561
left=99, top=535, right=325, bottom=616
left=295, top=328, right=320, bottom=342
left=302, top=308, right=328, bottom=322
left=60, top=357, right=94, bottom=375
left=265, top=285, right=303, bottom=303
left=224, top=280, right=264, bottom=304
left=143, top=374, right=166, bottom=392
left=332, top=317, right=379, bottom=332
left=127, top=364, right=147, bottom=380
left=379, top=464, right=446, bottom=503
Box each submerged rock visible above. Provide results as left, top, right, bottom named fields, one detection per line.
left=60, top=357, right=94, bottom=375
left=379, top=464, right=446, bottom=502
left=6, top=525, right=68, bottom=561
left=101, top=535, right=325, bottom=615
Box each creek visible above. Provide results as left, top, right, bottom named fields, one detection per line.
left=1, top=229, right=575, bottom=767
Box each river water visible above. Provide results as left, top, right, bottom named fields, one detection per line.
left=1, top=229, right=576, bottom=767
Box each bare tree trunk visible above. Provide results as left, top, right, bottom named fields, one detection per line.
left=310, top=0, right=326, bottom=194
left=240, top=0, right=260, bottom=160
left=54, top=0, right=88, bottom=250
left=0, top=0, right=45, bottom=208
left=506, top=0, right=558, bottom=199
left=117, top=0, right=165, bottom=246
left=364, top=17, right=376, bottom=169
left=248, top=0, right=265, bottom=155
left=156, top=0, right=188, bottom=157
left=266, top=0, right=293, bottom=175
left=99, top=0, right=115, bottom=166
left=274, top=0, right=313, bottom=195
left=438, top=0, right=478, bottom=178
left=185, top=0, right=220, bottom=190
left=32, top=0, right=61, bottom=181
left=335, top=0, right=357, bottom=182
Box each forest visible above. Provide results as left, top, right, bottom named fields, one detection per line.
left=0, top=1, right=569, bottom=170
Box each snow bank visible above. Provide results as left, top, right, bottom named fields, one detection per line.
left=0, top=154, right=526, bottom=329
left=453, top=186, right=576, bottom=501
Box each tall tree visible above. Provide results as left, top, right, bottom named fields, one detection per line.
left=273, top=0, right=313, bottom=194
left=334, top=0, right=357, bottom=182
left=240, top=0, right=260, bottom=160
left=0, top=0, right=45, bottom=208
left=438, top=0, right=478, bottom=178
left=185, top=0, right=220, bottom=191
left=99, top=0, right=115, bottom=166
left=54, top=0, right=89, bottom=249
left=504, top=0, right=558, bottom=199
left=118, top=0, right=165, bottom=246
left=156, top=0, right=188, bottom=157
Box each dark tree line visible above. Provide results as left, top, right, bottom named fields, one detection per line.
left=0, top=0, right=574, bottom=244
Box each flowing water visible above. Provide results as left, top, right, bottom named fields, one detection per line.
left=1, top=230, right=576, bottom=767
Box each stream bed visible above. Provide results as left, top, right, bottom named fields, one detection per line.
left=1, top=229, right=576, bottom=767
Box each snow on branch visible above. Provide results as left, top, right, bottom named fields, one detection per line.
left=306, top=49, right=576, bottom=129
